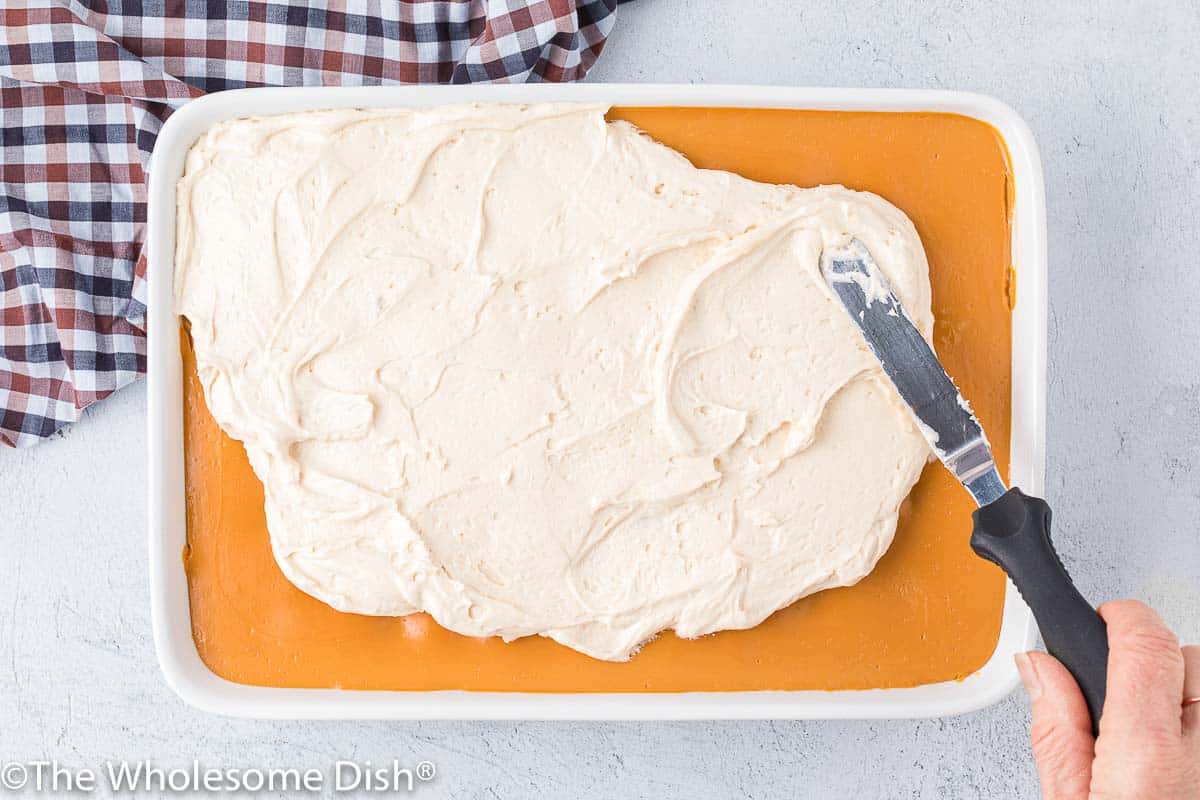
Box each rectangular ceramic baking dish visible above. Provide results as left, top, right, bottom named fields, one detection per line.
left=147, top=84, right=1045, bottom=719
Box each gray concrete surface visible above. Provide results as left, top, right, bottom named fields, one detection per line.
left=2, top=1, right=1199, bottom=797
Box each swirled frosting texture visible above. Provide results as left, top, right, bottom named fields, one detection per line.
left=175, top=104, right=933, bottom=661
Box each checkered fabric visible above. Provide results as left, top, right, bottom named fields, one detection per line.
left=0, top=0, right=626, bottom=448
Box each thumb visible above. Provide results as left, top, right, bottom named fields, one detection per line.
left=1017, top=651, right=1095, bottom=800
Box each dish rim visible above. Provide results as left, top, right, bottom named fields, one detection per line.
left=146, top=83, right=1045, bottom=720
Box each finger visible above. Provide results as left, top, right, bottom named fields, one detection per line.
left=1098, top=600, right=1186, bottom=736
left=1183, top=644, right=1200, bottom=738
left=1018, top=651, right=1094, bottom=800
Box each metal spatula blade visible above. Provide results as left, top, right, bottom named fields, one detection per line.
left=820, top=237, right=1109, bottom=734
left=820, top=238, right=1006, bottom=506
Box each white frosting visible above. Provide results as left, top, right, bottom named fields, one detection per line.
left=175, top=104, right=933, bottom=661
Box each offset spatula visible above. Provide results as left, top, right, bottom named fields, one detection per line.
left=821, top=238, right=1108, bottom=734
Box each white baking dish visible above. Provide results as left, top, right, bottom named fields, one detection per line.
left=147, top=84, right=1045, bottom=719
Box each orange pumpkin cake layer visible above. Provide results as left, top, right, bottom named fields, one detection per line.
left=182, top=107, right=1012, bottom=691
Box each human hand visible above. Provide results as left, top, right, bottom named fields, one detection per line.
left=1017, top=600, right=1200, bottom=799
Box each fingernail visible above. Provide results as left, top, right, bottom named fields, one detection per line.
left=1015, top=652, right=1042, bottom=701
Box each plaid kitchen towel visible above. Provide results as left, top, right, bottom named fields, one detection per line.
left=0, top=0, right=626, bottom=448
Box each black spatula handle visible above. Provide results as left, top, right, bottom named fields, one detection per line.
left=969, top=487, right=1108, bottom=735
